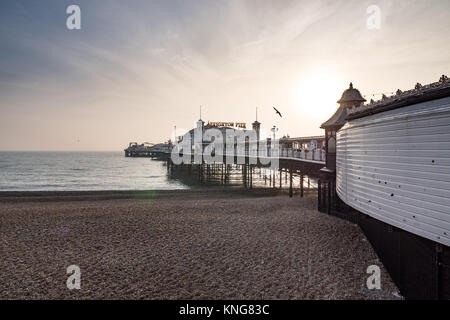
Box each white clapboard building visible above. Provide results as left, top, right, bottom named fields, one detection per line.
left=337, top=77, right=450, bottom=246
left=320, top=75, right=450, bottom=299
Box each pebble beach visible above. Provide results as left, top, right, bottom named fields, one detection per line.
left=0, top=189, right=400, bottom=299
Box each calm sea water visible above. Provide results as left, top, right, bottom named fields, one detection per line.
left=0, top=151, right=317, bottom=191
left=0, top=152, right=189, bottom=191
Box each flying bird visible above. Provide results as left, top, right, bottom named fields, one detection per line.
left=273, top=106, right=282, bottom=118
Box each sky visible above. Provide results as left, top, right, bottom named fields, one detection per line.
left=0, top=0, right=449, bottom=151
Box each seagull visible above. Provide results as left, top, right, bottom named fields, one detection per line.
left=273, top=106, right=282, bottom=118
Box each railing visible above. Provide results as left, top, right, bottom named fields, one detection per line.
left=170, top=146, right=326, bottom=163
left=279, top=148, right=325, bottom=162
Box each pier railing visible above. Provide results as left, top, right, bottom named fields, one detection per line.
left=172, top=147, right=325, bottom=161
left=218, top=148, right=325, bottom=162
left=125, top=144, right=326, bottom=165
left=279, top=148, right=325, bottom=162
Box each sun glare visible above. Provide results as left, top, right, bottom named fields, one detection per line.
left=292, top=73, right=344, bottom=121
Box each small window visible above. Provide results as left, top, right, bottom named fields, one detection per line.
left=328, top=136, right=336, bottom=153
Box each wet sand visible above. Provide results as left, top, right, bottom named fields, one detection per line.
left=0, top=189, right=400, bottom=299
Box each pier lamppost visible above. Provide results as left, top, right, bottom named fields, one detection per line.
left=252, top=107, right=261, bottom=143
left=271, top=125, right=278, bottom=139
left=270, top=125, right=278, bottom=157
left=252, top=119, right=261, bottom=145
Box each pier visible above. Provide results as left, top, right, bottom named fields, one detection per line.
left=124, top=142, right=173, bottom=157
left=126, top=126, right=327, bottom=197
left=165, top=156, right=324, bottom=197
left=140, top=145, right=325, bottom=197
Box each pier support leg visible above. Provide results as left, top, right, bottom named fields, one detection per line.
left=327, top=180, right=331, bottom=214
left=247, top=164, right=250, bottom=188
left=289, top=167, right=293, bottom=198
left=318, top=179, right=322, bottom=211
left=226, top=165, right=229, bottom=184
left=300, top=174, right=304, bottom=198
left=199, top=164, right=204, bottom=183
left=273, top=169, right=276, bottom=188
left=279, top=168, right=282, bottom=189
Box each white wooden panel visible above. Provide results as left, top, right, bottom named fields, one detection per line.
left=336, top=96, right=450, bottom=246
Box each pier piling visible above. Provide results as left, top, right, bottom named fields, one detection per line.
left=289, top=167, right=293, bottom=198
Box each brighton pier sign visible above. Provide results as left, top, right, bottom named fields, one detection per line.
left=209, top=122, right=247, bottom=129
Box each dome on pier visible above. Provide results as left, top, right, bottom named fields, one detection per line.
left=337, top=82, right=366, bottom=105
left=321, top=82, right=366, bottom=129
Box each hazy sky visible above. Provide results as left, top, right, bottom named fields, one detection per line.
left=1, top=0, right=449, bottom=151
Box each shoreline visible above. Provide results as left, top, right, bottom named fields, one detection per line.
left=0, top=187, right=308, bottom=203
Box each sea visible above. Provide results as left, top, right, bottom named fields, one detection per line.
left=0, top=151, right=188, bottom=191
left=0, top=151, right=316, bottom=191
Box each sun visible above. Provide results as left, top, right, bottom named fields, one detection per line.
left=291, top=72, right=344, bottom=121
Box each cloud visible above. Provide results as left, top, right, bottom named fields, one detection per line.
left=0, top=0, right=449, bottom=150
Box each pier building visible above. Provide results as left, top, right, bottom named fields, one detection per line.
left=319, top=76, right=450, bottom=299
